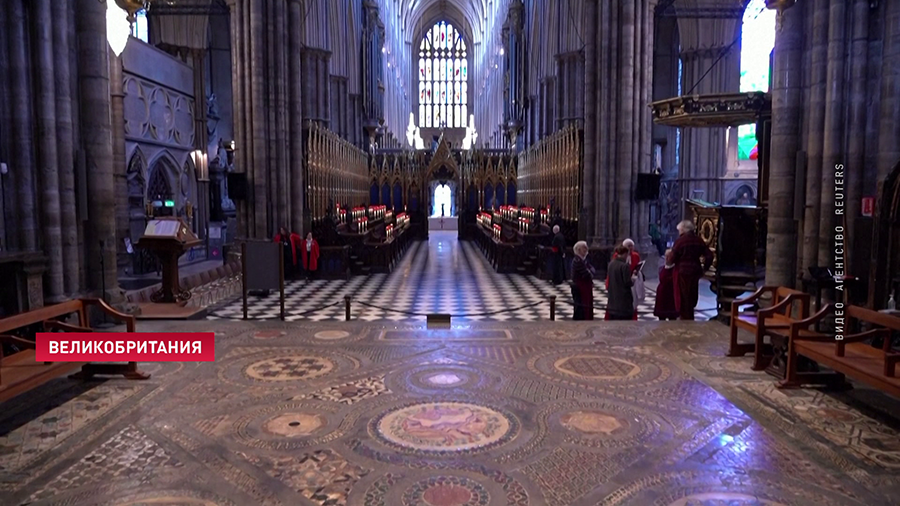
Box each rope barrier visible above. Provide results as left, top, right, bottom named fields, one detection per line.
left=353, top=299, right=545, bottom=317
left=207, top=300, right=342, bottom=320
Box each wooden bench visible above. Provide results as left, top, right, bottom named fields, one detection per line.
left=777, top=304, right=900, bottom=396
left=729, top=286, right=810, bottom=370
left=0, top=299, right=149, bottom=403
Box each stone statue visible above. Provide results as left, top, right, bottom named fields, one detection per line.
left=207, top=93, right=219, bottom=118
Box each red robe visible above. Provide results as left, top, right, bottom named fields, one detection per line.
left=273, top=233, right=302, bottom=266
left=653, top=265, right=679, bottom=319
left=300, top=239, right=320, bottom=271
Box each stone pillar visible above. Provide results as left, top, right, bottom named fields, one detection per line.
left=818, top=0, right=847, bottom=268
left=801, top=0, right=829, bottom=276
left=54, top=0, right=79, bottom=294
left=846, top=0, right=868, bottom=278
left=249, top=0, right=268, bottom=237
left=110, top=52, right=129, bottom=273
left=289, top=0, right=304, bottom=233
left=765, top=3, right=804, bottom=288
left=34, top=0, right=64, bottom=300
left=582, top=0, right=597, bottom=239
left=76, top=0, right=119, bottom=295
left=9, top=0, right=36, bottom=251
left=0, top=1, right=8, bottom=251
left=616, top=0, right=635, bottom=240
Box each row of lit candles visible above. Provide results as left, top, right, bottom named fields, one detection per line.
left=368, top=205, right=387, bottom=220
left=520, top=207, right=535, bottom=221
left=352, top=206, right=366, bottom=220
left=478, top=212, right=492, bottom=228
left=396, top=213, right=409, bottom=228
left=518, top=217, right=531, bottom=233
left=492, top=223, right=502, bottom=241
left=386, top=224, right=394, bottom=240
left=356, top=216, right=369, bottom=233
left=540, top=208, right=549, bottom=223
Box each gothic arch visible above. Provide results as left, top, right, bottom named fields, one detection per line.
left=870, top=159, right=900, bottom=308
left=146, top=152, right=179, bottom=202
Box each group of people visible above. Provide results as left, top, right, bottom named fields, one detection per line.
left=564, top=219, right=713, bottom=321
left=274, top=228, right=320, bottom=280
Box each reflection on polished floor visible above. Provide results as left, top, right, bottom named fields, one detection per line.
left=2, top=320, right=899, bottom=505
left=208, top=232, right=718, bottom=322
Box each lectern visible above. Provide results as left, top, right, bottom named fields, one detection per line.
left=137, top=218, right=201, bottom=304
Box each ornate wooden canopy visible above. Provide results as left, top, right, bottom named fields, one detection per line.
left=425, top=134, right=459, bottom=183
left=650, top=92, right=771, bottom=128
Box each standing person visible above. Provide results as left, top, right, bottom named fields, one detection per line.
left=551, top=225, right=566, bottom=285
left=571, top=241, right=595, bottom=320
left=672, top=220, right=714, bottom=320
left=274, top=227, right=301, bottom=280
left=301, top=232, right=321, bottom=281
left=606, top=246, right=637, bottom=320
left=654, top=249, right=679, bottom=320
left=605, top=239, right=641, bottom=320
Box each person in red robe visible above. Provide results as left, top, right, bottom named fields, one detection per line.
left=300, top=232, right=320, bottom=280
left=605, top=239, right=640, bottom=320
left=654, top=249, right=679, bottom=320
left=571, top=240, right=595, bottom=320
left=672, top=220, right=713, bottom=320
left=274, top=227, right=302, bottom=280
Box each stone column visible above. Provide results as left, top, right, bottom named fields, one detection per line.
left=801, top=0, right=829, bottom=276
left=596, top=0, right=611, bottom=243
left=34, top=0, right=64, bottom=300
left=818, top=0, right=847, bottom=268
left=249, top=0, right=268, bottom=237
left=582, top=0, right=597, bottom=239
left=0, top=1, right=8, bottom=251
left=191, top=48, right=210, bottom=240
left=9, top=0, right=36, bottom=251
left=54, top=1, right=79, bottom=294
left=110, top=51, right=129, bottom=273
left=846, top=0, right=868, bottom=277
left=76, top=0, right=118, bottom=295
left=765, top=3, right=804, bottom=288
left=289, top=0, right=304, bottom=233
left=616, top=0, right=635, bottom=240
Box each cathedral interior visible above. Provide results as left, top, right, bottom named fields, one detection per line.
left=2, top=0, right=900, bottom=504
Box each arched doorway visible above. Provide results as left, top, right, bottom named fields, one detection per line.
left=432, top=183, right=452, bottom=217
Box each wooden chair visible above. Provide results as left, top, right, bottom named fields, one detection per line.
left=777, top=304, right=900, bottom=396
left=729, top=286, right=810, bottom=370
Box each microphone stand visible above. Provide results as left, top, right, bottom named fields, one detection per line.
left=99, top=240, right=106, bottom=304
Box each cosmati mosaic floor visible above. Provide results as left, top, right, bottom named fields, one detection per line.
left=2, top=320, right=899, bottom=505
left=206, top=232, right=718, bottom=322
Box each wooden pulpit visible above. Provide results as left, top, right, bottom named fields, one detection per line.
left=137, top=218, right=201, bottom=304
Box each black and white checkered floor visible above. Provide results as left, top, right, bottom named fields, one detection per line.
left=207, top=231, right=715, bottom=322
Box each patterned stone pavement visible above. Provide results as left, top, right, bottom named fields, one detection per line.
left=2, top=320, right=899, bottom=505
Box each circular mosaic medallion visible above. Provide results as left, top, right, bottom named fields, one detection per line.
left=403, top=476, right=490, bottom=506
left=244, top=355, right=334, bottom=381
left=314, top=330, right=350, bottom=340
left=252, top=330, right=285, bottom=340
left=553, top=354, right=641, bottom=380
left=115, top=498, right=221, bottom=506
left=425, top=373, right=465, bottom=386
left=668, top=492, right=787, bottom=506
left=233, top=401, right=350, bottom=450
left=539, top=329, right=585, bottom=341
left=560, top=410, right=628, bottom=435
left=548, top=402, right=661, bottom=449
left=529, top=347, right=673, bottom=390
left=373, top=401, right=517, bottom=454
left=262, top=413, right=327, bottom=437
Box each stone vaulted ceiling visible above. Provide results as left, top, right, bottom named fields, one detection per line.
left=399, top=0, right=487, bottom=44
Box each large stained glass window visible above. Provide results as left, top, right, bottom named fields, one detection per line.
left=738, top=0, right=776, bottom=160
left=419, top=21, right=468, bottom=129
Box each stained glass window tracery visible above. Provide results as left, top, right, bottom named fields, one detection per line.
left=418, top=21, right=468, bottom=128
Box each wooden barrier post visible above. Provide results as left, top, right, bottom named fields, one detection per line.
left=549, top=295, right=556, bottom=321
left=344, top=295, right=351, bottom=321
